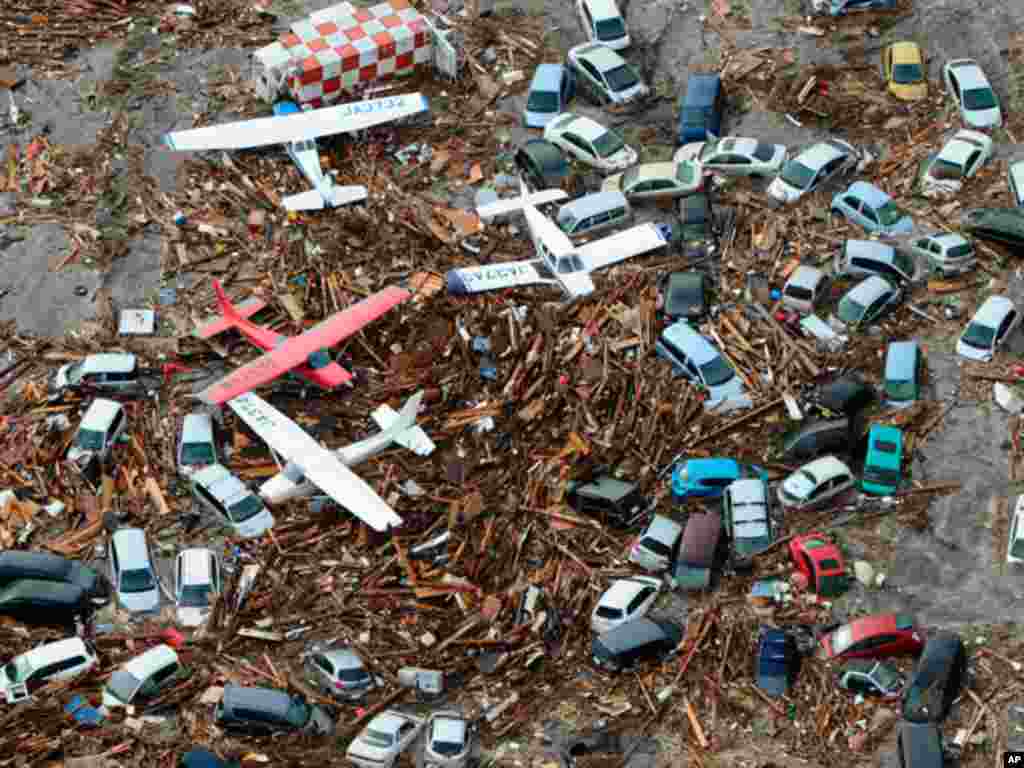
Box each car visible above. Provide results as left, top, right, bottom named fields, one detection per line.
left=909, top=232, right=976, bottom=277
left=347, top=710, right=426, bottom=768
left=674, top=136, right=786, bottom=177
left=1008, top=496, right=1024, bottom=565
left=677, top=73, right=724, bottom=146
left=943, top=58, right=1002, bottom=129
left=591, top=617, right=683, bottom=672
left=883, top=42, right=927, bottom=101
left=216, top=683, right=335, bottom=736
left=576, top=0, right=629, bottom=50
left=629, top=515, right=682, bottom=573
left=830, top=182, right=913, bottom=236
left=896, top=721, right=945, bottom=768
left=102, top=644, right=188, bottom=710
left=837, top=660, right=904, bottom=698
left=423, top=710, right=474, bottom=768
left=920, top=129, right=993, bottom=197
left=767, top=138, right=858, bottom=204
left=109, top=527, right=160, bottom=614
left=1009, top=160, right=1024, bottom=207
left=543, top=113, right=637, bottom=173
left=789, top=532, right=847, bottom=596
left=173, top=548, right=220, bottom=628
left=566, top=42, right=648, bottom=107
left=901, top=631, right=967, bottom=723
left=756, top=628, right=799, bottom=697
left=816, top=373, right=876, bottom=416
left=0, top=637, right=99, bottom=703
left=177, top=412, right=217, bottom=478
left=671, top=457, right=768, bottom=503
left=178, top=750, right=239, bottom=768
left=523, top=64, right=575, bottom=129
left=781, top=418, right=860, bottom=464
left=602, top=161, right=704, bottom=202
left=956, top=295, right=1020, bottom=362
left=883, top=340, right=921, bottom=410
left=656, top=322, right=752, bottom=411
left=834, top=239, right=920, bottom=285
left=566, top=474, right=646, bottom=527
left=819, top=613, right=924, bottom=660
left=723, top=478, right=773, bottom=562
left=591, top=576, right=662, bottom=634
left=49, top=352, right=140, bottom=399
left=0, top=580, right=90, bottom=627
left=781, top=265, right=830, bottom=315
left=817, top=0, right=896, bottom=16
left=671, top=511, right=723, bottom=590
left=556, top=191, right=632, bottom=239
left=777, top=455, right=855, bottom=512
left=658, top=271, right=709, bottom=322
left=678, top=191, right=719, bottom=251
left=0, top=550, right=109, bottom=606
left=67, top=398, right=127, bottom=467
left=190, top=463, right=275, bottom=539
left=514, top=140, right=570, bottom=191
left=961, top=207, right=1024, bottom=248
left=304, top=646, right=375, bottom=701
left=863, top=424, right=903, bottom=496
left=829, top=275, right=902, bottom=333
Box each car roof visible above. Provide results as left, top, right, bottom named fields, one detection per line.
left=323, top=647, right=365, bottom=670
left=111, top=528, right=150, bottom=568
left=431, top=713, right=467, bottom=744
left=630, top=162, right=677, bottom=182
left=797, top=141, right=847, bottom=170
left=181, top=413, right=214, bottom=444
left=847, top=275, right=894, bottom=303
left=560, top=114, right=608, bottom=141
left=845, top=238, right=894, bottom=262
left=530, top=63, right=565, bottom=91
left=973, top=295, right=1015, bottom=327
left=885, top=340, right=919, bottom=379
left=123, top=643, right=178, bottom=677
left=575, top=474, right=638, bottom=500
left=869, top=422, right=903, bottom=444
left=371, top=711, right=412, bottom=733
left=521, top=139, right=565, bottom=169
left=224, top=684, right=290, bottom=714
left=683, top=457, right=740, bottom=479
left=927, top=232, right=970, bottom=249
left=949, top=59, right=987, bottom=88
left=643, top=514, right=683, bottom=543
left=802, top=455, right=850, bottom=482
left=845, top=181, right=890, bottom=207
left=727, top=477, right=767, bottom=504
left=560, top=191, right=628, bottom=219
left=662, top=321, right=719, bottom=365
left=718, top=137, right=758, bottom=155
left=890, top=41, right=921, bottom=62
left=81, top=398, right=123, bottom=430
left=20, top=637, right=90, bottom=666
left=576, top=42, right=625, bottom=71
left=178, top=548, right=214, bottom=584
left=667, top=271, right=705, bottom=291
left=939, top=136, right=982, bottom=165
left=601, top=578, right=654, bottom=607
left=79, top=353, right=136, bottom=375
left=786, top=265, right=825, bottom=290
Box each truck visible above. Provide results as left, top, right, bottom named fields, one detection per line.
left=250, top=0, right=463, bottom=109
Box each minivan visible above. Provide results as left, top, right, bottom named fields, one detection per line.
left=177, top=412, right=217, bottom=478
left=670, top=511, right=722, bottom=590
left=109, top=527, right=160, bottom=614
left=591, top=617, right=683, bottom=672
left=0, top=580, right=91, bottom=627
left=556, top=191, right=632, bottom=239
left=566, top=474, right=645, bottom=527
left=215, top=684, right=335, bottom=736
left=50, top=353, right=140, bottom=398
left=781, top=265, right=831, bottom=315
left=0, top=637, right=98, bottom=703
left=678, top=73, right=724, bottom=146
left=723, top=478, right=774, bottom=563
left=883, top=340, right=921, bottom=409
left=862, top=424, right=903, bottom=495
left=0, top=550, right=109, bottom=605
left=523, top=64, right=575, bottom=129
left=190, top=464, right=275, bottom=539
left=67, top=398, right=127, bottom=467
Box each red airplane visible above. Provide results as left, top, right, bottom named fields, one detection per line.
left=193, top=279, right=410, bottom=406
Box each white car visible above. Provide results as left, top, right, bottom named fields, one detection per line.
left=920, top=129, right=992, bottom=198
left=173, top=548, right=221, bottom=628
left=67, top=398, right=127, bottom=467
left=566, top=42, right=648, bottom=107
left=956, top=295, right=1020, bottom=362
left=908, top=232, right=976, bottom=277
left=943, top=58, right=1002, bottom=129
left=767, top=139, right=858, bottom=204
left=0, top=637, right=98, bottom=704
left=102, top=644, right=186, bottom=709
left=629, top=515, right=682, bottom=573
left=590, top=576, right=662, bottom=635
left=602, top=161, right=704, bottom=201
left=781, top=265, right=831, bottom=315
left=347, top=710, right=426, bottom=768
left=674, top=137, right=787, bottom=177
left=777, top=456, right=855, bottom=511
left=423, top=710, right=474, bottom=768
left=543, top=112, right=637, bottom=173
left=1008, top=496, right=1024, bottom=564
left=576, top=0, right=629, bottom=50
left=177, top=412, right=217, bottom=478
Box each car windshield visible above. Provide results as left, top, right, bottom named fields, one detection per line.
left=828, top=625, right=855, bottom=655
left=595, top=17, right=626, bottom=40
left=963, top=86, right=997, bottom=110
left=593, top=129, right=625, bottom=158
left=887, top=380, right=917, bottom=400
left=786, top=285, right=813, bottom=301
left=76, top=429, right=106, bottom=451
left=930, top=158, right=964, bottom=180
left=228, top=495, right=265, bottom=523
left=876, top=201, right=906, bottom=226
left=699, top=356, right=735, bottom=387
left=339, top=666, right=370, bottom=682
left=363, top=728, right=395, bottom=748
left=65, top=362, right=85, bottom=385
left=961, top=321, right=995, bottom=349
left=604, top=64, right=638, bottom=92
left=947, top=244, right=973, bottom=259
left=181, top=443, right=215, bottom=465
left=286, top=695, right=311, bottom=727
left=179, top=584, right=212, bottom=608
left=864, top=466, right=901, bottom=486
left=1012, top=537, right=1024, bottom=559
left=3, top=657, right=30, bottom=684
left=892, top=63, right=923, bottom=84
left=526, top=90, right=559, bottom=112
left=837, top=296, right=866, bottom=324
left=676, top=162, right=696, bottom=184
left=621, top=166, right=640, bottom=188
left=120, top=567, right=155, bottom=593
left=752, top=142, right=775, bottom=162
left=779, top=160, right=816, bottom=190
left=105, top=670, right=143, bottom=704
left=639, top=536, right=672, bottom=557
left=596, top=605, right=623, bottom=619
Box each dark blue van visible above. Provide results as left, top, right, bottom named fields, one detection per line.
left=677, top=73, right=724, bottom=146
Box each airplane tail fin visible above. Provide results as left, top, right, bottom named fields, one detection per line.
left=371, top=390, right=436, bottom=457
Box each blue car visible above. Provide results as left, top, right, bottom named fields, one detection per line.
left=524, top=64, right=575, bottom=129
left=756, top=628, right=799, bottom=697
left=677, top=73, right=723, bottom=146
left=671, top=457, right=767, bottom=504
left=831, top=181, right=913, bottom=236
left=821, top=0, right=896, bottom=15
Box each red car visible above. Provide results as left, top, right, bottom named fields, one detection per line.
left=789, top=533, right=848, bottom=597
left=820, top=613, right=925, bottom=660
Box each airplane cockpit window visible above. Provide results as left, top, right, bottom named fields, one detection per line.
left=556, top=254, right=584, bottom=274
left=307, top=348, right=332, bottom=369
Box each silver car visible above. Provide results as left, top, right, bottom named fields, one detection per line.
left=109, top=528, right=160, bottom=614
left=591, top=576, right=662, bottom=634
left=424, top=710, right=474, bottom=768
left=628, top=515, right=682, bottom=573
left=177, top=412, right=217, bottom=478
left=305, top=646, right=375, bottom=700
left=943, top=58, right=1002, bottom=129
left=347, top=710, right=426, bottom=768
left=67, top=398, right=127, bottom=467
left=173, top=548, right=220, bottom=628
left=50, top=352, right=139, bottom=399
left=956, top=295, right=1020, bottom=362
left=767, top=139, right=857, bottom=204
left=777, top=456, right=855, bottom=512
left=190, top=464, right=275, bottom=539
left=781, top=265, right=830, bottom=315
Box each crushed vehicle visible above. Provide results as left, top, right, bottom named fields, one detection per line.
left=543, top=113, right=637, bottom=172
left=781, top=417, right=861, bottom=464
left=819, top=613, right=924, bottom=660
left=566, top=42, right=648, bottom=107
left=781, top=265, right=830, bottom=315
left=677, top=191, right=719, bottom=254
left=591, top=617, right=683, bottom=672
left=629, top=514, right=682, bottom=573
left=514, top=140, right=570, bottom=191
left=557, top=191, right=633, bottom=239
left=919, top=129, right=992, bottom=198
left=49, top=352, right=140, bottom=399
left=216, top=684, right=335, bottom=736
left=777, top=455, right=855, bottom=511
left=901, top=631, right=967, bottom=724
left=658, top=271, right=709, bottom=322
left=789, top=532, right=848, bottom=596
left=956, top=295, right=1020, bottom=362
left=767, top=138, right=858, bottom=204
left=834, top=239, right=920, bottom=285
left=0, top=580, right=91, bottom=628
left=347, top=710, right=426, bottom=768
left=942, top=58, right=1002, bottom=129
left=831, top=181, right=913, bottom=236
left=305, top=646, right=375, bottom=700
left=674, top=136, right=786, bottom=177
left=565, top=473, right=646, bottom=527
left=815, top=372, right=876, bottom=416
left=837, top=659, right=905, bottom=698
left=591, top=576, right=662, bottom=634
left=0, top=637, right=99, bottom=704
left=190, top=464, right=276, bottom=539
left=908, top=232, right=976, bottom=277
left=102, top=644, right=189, bottom=710
left=0, top=550, right=110, bottom=605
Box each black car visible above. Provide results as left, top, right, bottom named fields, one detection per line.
left=215, top=684, right=335, bottom=736
left=566, top=474, right=646, bottom=528
left=781, top=415, right=862, bottom=463
left=0, top=550, right=110, bottom=605
left=659, top=271, right=709, bottom=322
left=0, top=579, right=91, bottom=626
left=592, top=617, right=683, bottom=673
left=755, top=627, right=799, bottom=697
left=901, top=631, right=967, bottom=723
left=816, top=373, right=876, bottom=417
left=962, top=208, right=1024, bottom=250
left=896, top=721, right=944, bottom=768
left=514, top=139, right=569, bottom=191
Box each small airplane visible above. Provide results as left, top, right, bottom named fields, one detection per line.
left=162, top=92, right=429, bottom=212
left=227, top=390, right=427, bottom=532
left=260, top=389, right=436, bottom=505
left=193, top=280, right=409, bottom=406
left=446, top=179, right=670, bottom=299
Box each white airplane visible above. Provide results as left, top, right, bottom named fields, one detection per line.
left=446, top=180, right=670, bottom=299
left=162, top=93, right=429, bottom=212
left=226, top=390, right=435, bottom=531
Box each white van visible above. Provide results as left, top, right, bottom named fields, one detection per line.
left=556, top=191, right=632, bottom=239
left=0, top=637, right=99, bottom=703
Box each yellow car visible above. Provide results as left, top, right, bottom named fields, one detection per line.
left=883, top=42, right=928, bottom=101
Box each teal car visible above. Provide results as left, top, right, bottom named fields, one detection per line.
left=862, top=424, right=903, bottom=495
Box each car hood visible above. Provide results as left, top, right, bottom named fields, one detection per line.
left=234, top=508, right=275, bottom=539
left=782, top=473, right=814, bottom=501
left=118, top=587, right=160, bottom=613
left=767, top=176, right=801, bottom=203
left=176, top=606, right=209, bottom=628
left=348, top=739, right=393, bottom=762
left=965, top=106, right=1001, bottom=129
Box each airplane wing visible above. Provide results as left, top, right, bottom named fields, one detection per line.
left=162, top=93, right=429, bottom=152
left=576, top=222, right=669, bottom=272
left=197, top=285, right=410, bottom=405
left=446, top=260, right=549, bottom=295
left=477, top=189, right=569, bottom=221
left=227, top=392, right=403, bottom=531
left=282, top=185, right=367, bottom=212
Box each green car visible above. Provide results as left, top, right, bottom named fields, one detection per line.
left=862, top=424, right=903, bottom=495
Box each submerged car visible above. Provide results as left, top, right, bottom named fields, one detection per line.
left=543, top=113, right=637, bottom=173
left=883, top=41, right=927, bottom=101
left=674, top=136, right=786, bottom=177
left=602, top=161, right=704, bottom=201
left=956, top=295, right=1020, bottom=362
left=566, top=42, right=648, bottom=107
left=778, top=455, right=855, bottom=511
left=961, top=208, right=1024, bottom=250
left=920, top=130, right=992, bottom=198
left=819, top=613, right=924, bottom=660
left=830, top=276, right=903, bottom=332
left=831, top=181, right=913, bottom=235
left=767, top=139, right=858, bottom=204
left=943, top=58, right=1001, bottom=129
